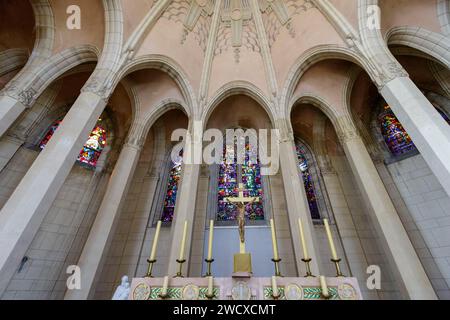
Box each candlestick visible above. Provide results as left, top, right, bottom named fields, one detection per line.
left=205, top=276, right=216, bottom=300
left=271, top=276, right=281, bottom=300
left=159, top=276, right=170, bottom=299
left=301, top=258, right=315, bottom=278
left=203, top=258, right=214, bottom=277
left=174, top=259, right=186, bottom=278
left=150, top=221, right=162, bottom=261
left=179, top=221, right=188, bottom=261
left=146, top=221, right=162, bottom=277
left=319, top=276, right=330, bottom=299
left=270, top=219, right=280, bottom=260
left=323, top=219, right=338, bottom=260
left=297, top=218, right=309, bottom=259
left=207, top=220, right=214, bottom=260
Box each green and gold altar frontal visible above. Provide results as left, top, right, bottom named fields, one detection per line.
left=128, top=277, right=362, bottom=301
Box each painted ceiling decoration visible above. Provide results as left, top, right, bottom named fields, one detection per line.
left=161, top=0, right=315, bottom=63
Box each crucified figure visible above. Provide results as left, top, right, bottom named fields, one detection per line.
left=236, top=197, right=257, bottom=244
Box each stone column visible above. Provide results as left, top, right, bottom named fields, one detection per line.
left=0, top=90, right=107, bottom=296
left=276, top=119, right=321, bottom=276
left=0, top=95, right=29, bottom=138
left=336, top=115, right=437, bottom=300
left=166, top=123, right=202, bottom=276
left=381, top=77, right=450, bottom=198
left=64, top=125, right=145, bottom=300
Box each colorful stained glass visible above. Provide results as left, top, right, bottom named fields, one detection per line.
left=161, top=151, right=183, bottom=222
left=379, top=105, right=416, bottom=156
left=296, top=144, right=320, bottom=220
left=39, top=120, right=61, bottom=150
left=217, top=141, right=264, bottom=222
left=77, top=125, right=107, bottom=167
left=39, top=119, right=107, bottom=168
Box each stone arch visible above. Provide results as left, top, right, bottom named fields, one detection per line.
left=386, top=26, right=450, bottom=67
left=203, top=81, right=275, bottom=128
left=118, top=55, right=196, bottom=118
left=281, top=45, right=373, bottom=120
left=438, top=0, right=450, bottom=36
left=0, top=49, right=29, bottom=77
left=29, top=0, right=55, bottom=63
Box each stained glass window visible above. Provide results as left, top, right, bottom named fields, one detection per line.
left=39, top=119, right=107, bottom=168
left=379, top=105, right=416, bottom=157
left=217, top=140, right=264, bottom=222
left=77, top=125, right=107, bottom=167
left=296, top=143, right=320, bottom=220
left=161, top=150, right=183, bottom=222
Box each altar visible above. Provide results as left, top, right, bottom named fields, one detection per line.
left=126, top=184, right=363, bottom=301
left=128, top=276, right=362, bottom=301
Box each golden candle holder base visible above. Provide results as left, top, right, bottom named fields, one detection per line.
left=271, top=293, right=281, bottom=300
left=174, top=259, right=186, bottom=278
left=158, top=292, right=169, bottom=300
left=331, top=258, right=345, bottom=277
left=271, top=258, right=283, bottom=277
left=145, top=259, right=157, bottom=278
left=203, top=259, right=214, bottom=277
left=301, top=258, right=316, bottom=278
left=205, top=293, right=216, bottom=300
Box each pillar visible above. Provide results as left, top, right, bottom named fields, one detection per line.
left=64, top=127, right=145, bottom=300
left=166, top=123, right=202, bottom=276
left=0, top=90, right=107, bottom=296
left=336, top=115, right=437, bottom=300
left=0, top=96, right=28, bottom=138
left=276, top=119, right=321, bottom=276
left=381, top=77, right=450, bottom=198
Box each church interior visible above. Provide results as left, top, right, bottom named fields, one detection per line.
left=0, top=0, right=449, bottom=300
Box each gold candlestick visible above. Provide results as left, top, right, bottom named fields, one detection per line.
left=331, top=258, right=345, bottom=277
left=145, top=259, right=157, bottom=278
left=301, top=258, right=315, bottom=278
left=203, top=258, right=214, bottom=277
left=174, top=259, right=186, bottom=278
left=271, top=258, right=283, bottom=277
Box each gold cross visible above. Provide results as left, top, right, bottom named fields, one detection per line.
left=225, top=183, right=260, bottom=204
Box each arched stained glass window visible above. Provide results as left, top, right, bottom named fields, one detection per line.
left=161, top=150, right=183, bottom=222
left=217, top=141, right=264, bottom=222
left=39, top=119, right=107, bottom=169
left=379, top=105, right=416, bottom=157
left=78, top=125, right=107, bottom=167
left=295, top=143, right=320, bottom=220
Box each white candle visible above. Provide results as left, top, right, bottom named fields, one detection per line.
left=323, top=219, right=338, bottom=260
left=179, top=221, right=188, bottom=261
left=149, top=221, right=162, bottom=261
left=320, top=275, right=330, bottom=299
left=298, top=218, right=309, bottom=260
left=270, top=219, right=280, bottom=260
left=161, top=276, right=169, bottom=296
left=207, top=276, right=214, bottom=297
left=207, top=220, right=214, bottom=260
left=271, top=276, right=279, bottom=297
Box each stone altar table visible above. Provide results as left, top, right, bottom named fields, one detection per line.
left=128, top=276, right=362, bottom=300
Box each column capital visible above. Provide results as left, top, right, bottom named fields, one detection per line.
left=1, top=80, right=38, bottom=107
left=335, top=115, right=361, bottom=144
left=274, top=118, right=295, bottom=142
left=124, top=122, right=147, bottom=150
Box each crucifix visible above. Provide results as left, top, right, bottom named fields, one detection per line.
left=225, top=183, right=260, bottom=254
